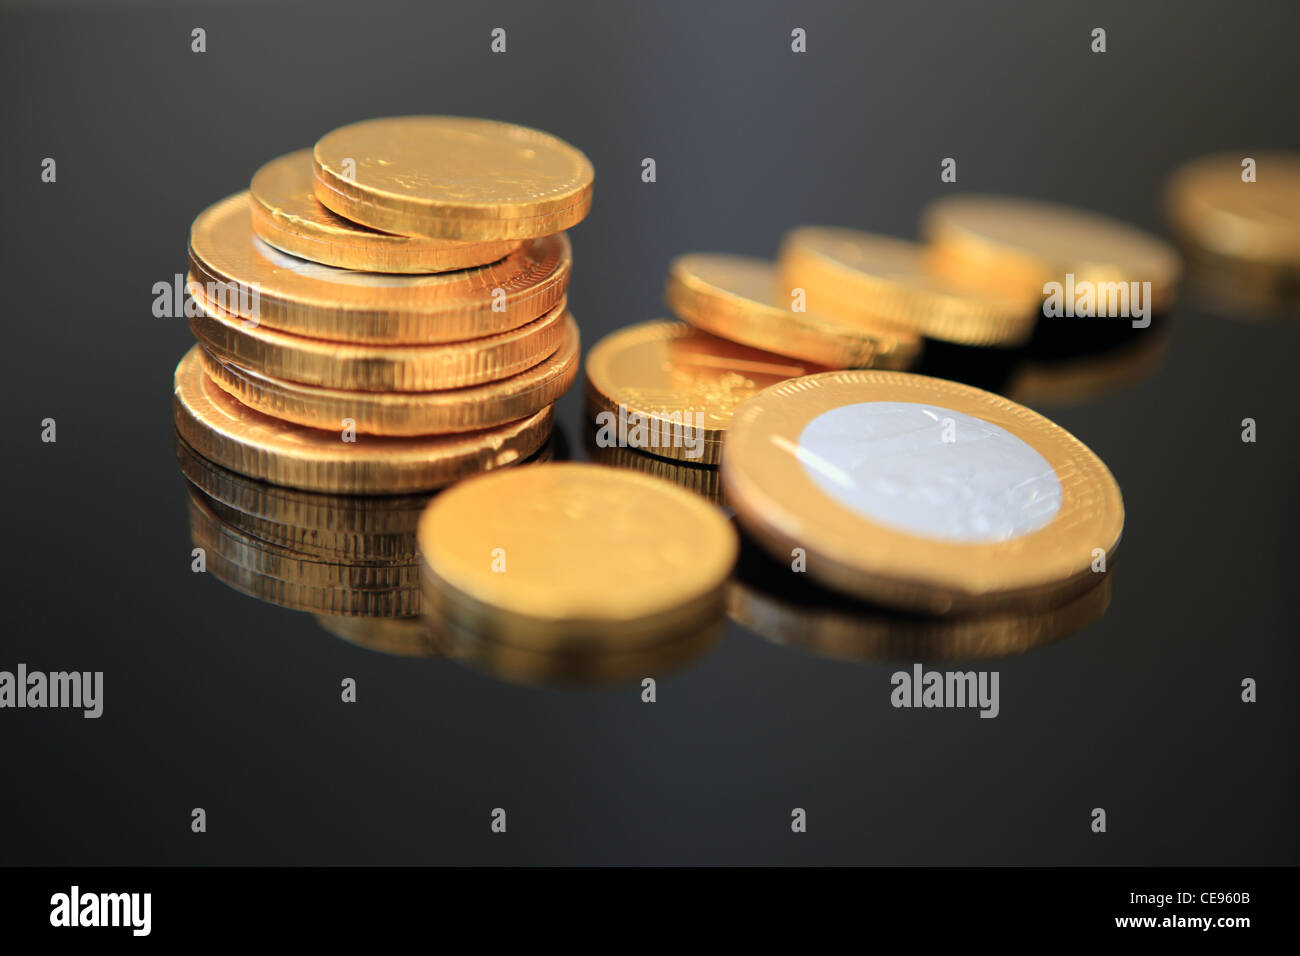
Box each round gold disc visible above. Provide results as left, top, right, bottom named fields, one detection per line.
left=250, top=149, right=520, bottom=273
left=1165, top=152, right=1300, bottom=312
left=721, top=370, right=1124, bottom=613
left=188, top=279, right=567, bottom=391
left=189, top=192, right=570, bottom=343
left=664, top=253, right=921, bottom=370
left=173, top=345, right=554, bottom=493
left=313, top=116, right=594, bottom=240
left=584, top=320, right=829, bottom=465
left=417, top=463, right=738, bottom=649
left=921, top=194, right=1182, bottom=311
left=1165, top=152, right=1300, bottom=264
left=201, top=313, right=579, bottom=436
left=777, top=226, right=1037, bottom=346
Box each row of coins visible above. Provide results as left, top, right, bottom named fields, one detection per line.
left=585, top=192, right=1184, bottom=472
left=574, top=192, right=1175, bottom=619
left=174, top=116, right=594, bottom=493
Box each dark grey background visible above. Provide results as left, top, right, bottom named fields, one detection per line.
left=1, top=0, right=1296, bottom=865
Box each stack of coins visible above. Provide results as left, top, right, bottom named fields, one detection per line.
left=1164, top=151, right=1300, bottom=316
left=174, top=115, right=592, bottom=617
left=175, top=115, right=591, bottom=492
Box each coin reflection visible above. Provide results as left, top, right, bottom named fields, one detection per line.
left=582, top=423, right=723, bottom=504
left=1005, top=315, right=1171, bottom=408
left=431, top=608, right=723, bottom=687
left=180, top=428, right=719, bottom=685
left=728, top=526, right=1113, bottom=662
left=176, top=428, right=558, bottom=641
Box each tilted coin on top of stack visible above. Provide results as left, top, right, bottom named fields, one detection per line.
left=173, top=115, right=593, bottom=618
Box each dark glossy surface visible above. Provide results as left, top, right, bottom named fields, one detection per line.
left=1, top=0, right=1296, bottom=865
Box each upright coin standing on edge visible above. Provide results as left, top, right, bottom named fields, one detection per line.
left=313, top=116, right=594, bottom=241
left=721, top=370, right=1124, bottom=614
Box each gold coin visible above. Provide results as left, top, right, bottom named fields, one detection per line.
left=417, top=463, right=738, bottom=650
left=584, top=320, right=828, bottom=465
left=187, top=491, right=421, bottom=617
left=250, top=149, right=520, bottom=273
left=664, top=253, right=921, bottom=369
left=777, top=226, right=1037, bottom=346
left=1166, top=152, right=1300, bottom=263
left=173, top=345, right=554, bottom=493
left=729, top=523, right=1113, bottom=662
left=1165, top=152, right=1300, bottom=313
left=175, top=435, right=431, bottom=536
left=313, top=116, right=594, bottom=241
left=922, top=194, right=1181, bottom=312
left=314, top=615, right=439, bottom=658
left=721, top=370, right=1124, bottom=613
left=201, top=313, right=579, bottom=436
left=188, top=280, right=567, bottom=391
left=189, top=192, right=570, bottom=342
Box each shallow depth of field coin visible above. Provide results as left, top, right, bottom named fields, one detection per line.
left=922, top=194, right=1181, bottom=311
left=777, top=226, right=1037, bottom=346
left=665, top=252, right=921, bottom=369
